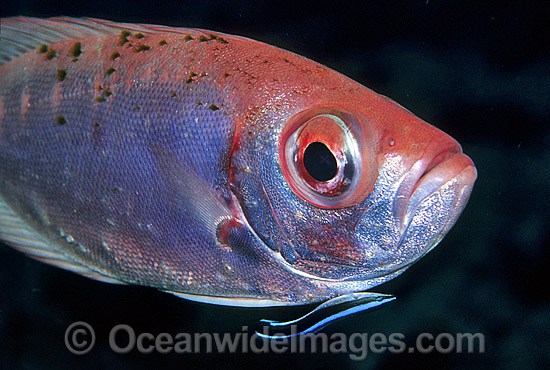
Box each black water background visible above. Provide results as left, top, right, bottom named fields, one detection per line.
left=1, top=1, right=549, bottom=369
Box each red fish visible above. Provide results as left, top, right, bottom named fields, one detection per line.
left=0, top=17, right=476, bottom=335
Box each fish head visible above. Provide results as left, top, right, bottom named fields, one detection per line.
left=229, top=59, right=476, bottom=287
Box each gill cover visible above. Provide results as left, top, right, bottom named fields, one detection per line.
left=231, top=107, right=381, bottom=279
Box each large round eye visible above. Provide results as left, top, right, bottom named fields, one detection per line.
left=279, top=110, right=378, bottom=209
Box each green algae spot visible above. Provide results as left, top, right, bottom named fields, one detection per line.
left=135, top=33, right=144, bottom=39
left=132, top=104, right=141, bottom=111
left=208, top=104, right=220, bottom=111
left=37, top=44, right=48, bottom=53
left=209, top=34, right=227, bottom=43
left=45, top=49, right=57, bottom=60
left=70, top=42, right=82, bottom=58
left=56, top=114, right=66, bottom=125
left=57, top=69, right=67, bottom=82
left=118, top=30, right=132, bottom=46
left=159, top=39, right=168, bottom=46
left=95, top=85, right=112, bottom=102
left=186, top=71, right=198, bottom=84
left=134, top=44, right=151, bottom=52
left=110, top=51, right=121, bottom=60
left=197, top=34, right=224, bottom=43
left=105, top=67, right=116, bottom=75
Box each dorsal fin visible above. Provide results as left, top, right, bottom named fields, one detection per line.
left=0, top=17, right=115, bottom=64
left=0, top=16, right=208, bottom=65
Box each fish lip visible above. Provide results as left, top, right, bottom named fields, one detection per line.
left=393, top=141, right=477, bottom=233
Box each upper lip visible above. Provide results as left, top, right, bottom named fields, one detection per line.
left=393, top=138, right=477, bottom=232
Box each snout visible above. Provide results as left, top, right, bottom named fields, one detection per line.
left=393, top=138, right=477, bottom=233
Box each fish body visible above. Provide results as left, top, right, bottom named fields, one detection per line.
left=0, top=18, right=476, bottom=308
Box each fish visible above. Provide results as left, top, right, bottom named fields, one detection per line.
left=0, top=17, right=476, bottom=337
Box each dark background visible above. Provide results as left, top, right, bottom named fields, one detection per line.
left=1, top=1, right=549, bottom=369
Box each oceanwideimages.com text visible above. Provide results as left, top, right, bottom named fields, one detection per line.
left=65, top=322, right=485, bottom=360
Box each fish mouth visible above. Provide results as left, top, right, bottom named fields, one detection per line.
left=393, top=140, right=477, bottom=234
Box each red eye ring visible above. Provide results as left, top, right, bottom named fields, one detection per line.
left=293, top=115, right=352, bottom=196
left=279, top=108, right=378, bottom=209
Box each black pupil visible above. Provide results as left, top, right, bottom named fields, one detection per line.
left=303, top=142, right=338, bottom=182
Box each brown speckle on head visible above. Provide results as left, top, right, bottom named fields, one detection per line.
left=183, top=35, right=193, bottom=42
left=37, top=44, right=48, bottom=53
left=56, top=114, right=66, bottom=125
left=118, top=30, right=132, bottom=46
left=57, top=69, right=67, bottom=82
left=134, top=44, right=151, bottom=53
left=199, top=35, right=208, bottom=42
left=159, top=39, right=168, bottom=46
left=110, top=51, right=121, bottom=60
left=217, top=37, right=228, bottom=44
left=134, top=32, right=144, bottom=39
left=105, top=67, right=116, bottom=75
left=208, top=104, right=220, bottom=111
left=103, top=88, right=112, bottom=97
left=186, top=71, right=197, bottom=84
left=45, top=49, right=57, bottom=60
left=95, top=96, right=106, bottom=103
left=170, top=91, right=177, bottom=98
left=70, top=42, right=82, bottom=58
left=132, top=104, right=141, bottom=111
